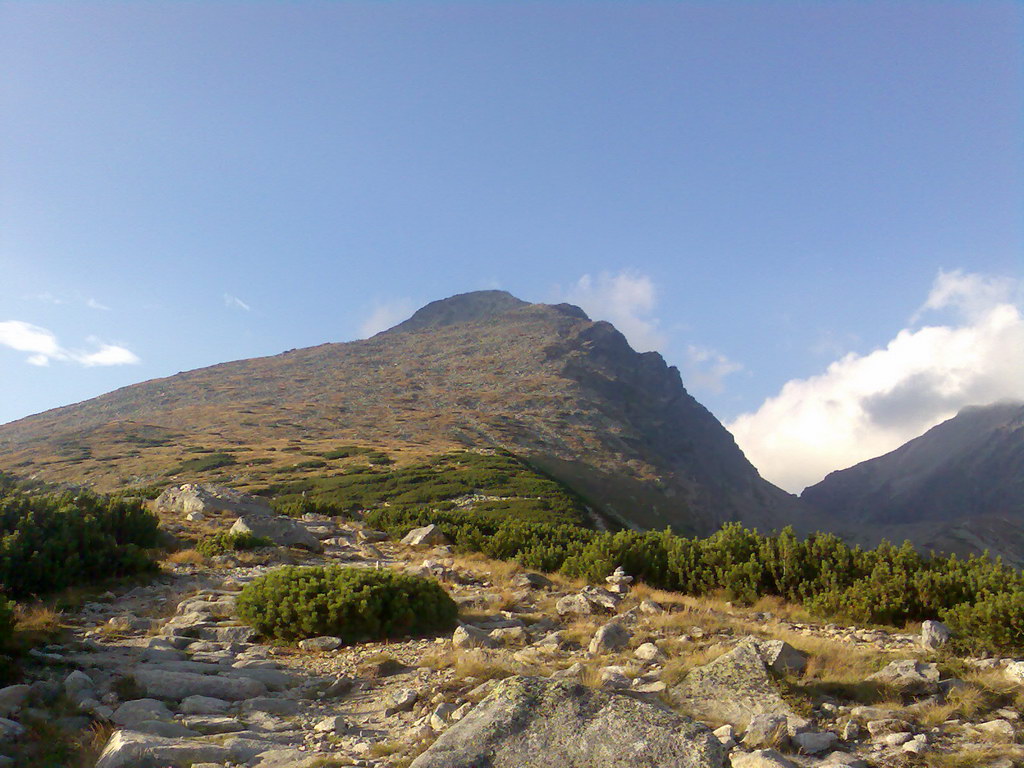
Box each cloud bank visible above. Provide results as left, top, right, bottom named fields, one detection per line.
left=0, top=321, right=140, bottom=367
left=562, top=271, right=666, bottom=352
left=729, top=269, right=1024, bottom=493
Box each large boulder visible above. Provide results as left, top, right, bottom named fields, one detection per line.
left=867, top=659, right=940, bottom=696
left=94, top=729, right=230, bottom=768
left=230, top=514, right=322, bottom=552
left=155, top=484, right=273, bottom=517
left=671, top=641, right=795, bottom=730
left=133, top=668, right=267, bottom=702
left=409, top=676, right=726, bottom=768
left=920, top=620, right=951, bottom=650
left=401, top=524, right=450, bottom=548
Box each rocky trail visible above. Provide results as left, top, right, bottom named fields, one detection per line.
left=0, top=486, right=1021, bottom=767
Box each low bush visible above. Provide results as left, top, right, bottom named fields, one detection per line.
left=195, top=531, right=273, bottom=558
left=942, top=589, right=1024, bottom=655
left=236, top=565, right=458, bottom=642
left=0, top=479, right=159, bottom=598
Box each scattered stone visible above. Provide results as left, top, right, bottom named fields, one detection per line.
left=133, top=668, right=267, bottom=702
left=975, top=718, right=1015, bottom=741
left=0, top=685, right=30, bottom=718
left=385, top=688, right=419, bottom=716
left=588, top=621, right=631, bottom=654
left=729, top=748, right=797, bottom=768
left=639, top=598, right=665, bottom=615
left=512, top=572, right=552, bottom=589
left=742, top=713, right=790, bottom=750
left=180, top=695, right=231, bottom=715
left=867, top=659, right=940, bottom=695
left=231, top=513, right=322, bottom=552
left=298, top=635, right=342, bottom=652
left=754, top=640, right=807, bottom=675
left=314, top=715, right=349, bottom=734
left=111, top=698, right=174, bottom=727
left=94, top=729, right=231, bottom=768
left=0, top=718, right=24, bottom=741
left=714, top=724, right=737, bottom=749
left=792, top=729, right=838, bottom=755
left=453, top=624, right=497, bottom=650
left=634, top=642, right=665, bottom=662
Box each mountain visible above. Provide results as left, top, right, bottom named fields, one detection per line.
left=0, top=290, right=808, bottom=535
left=802, top=401, right=1024, bottom=565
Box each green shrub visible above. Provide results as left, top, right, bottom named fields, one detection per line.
left=942, top=589, right=1024, bottom=654
left=196, top=531, right=273, bottom=558
left=236, top=565, right=458, bottom=642
left=271, top=497, right=348, bottom=518
left=0, top=597, right=14, bottom=649
left=169, top=452, right=237, bottom=474
left=0, top=485, right=159, bottom=598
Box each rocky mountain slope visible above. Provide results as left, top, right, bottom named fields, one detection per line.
left=803, top=401, right=1024, bottom=565
left=7, top=488, right=1023, bottom=768
left=0, top=290, right=807, bottom=536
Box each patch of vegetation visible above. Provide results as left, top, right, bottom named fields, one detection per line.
left=261, top=450, right=589, bottom=526
left=236, top=565, right=458, bottom=642
left=195, top=531, right=273, bottom=558
left=271, top=497, right=349, bottom=518
left=0, top=474, right=160, bottom=598
left=169, top=452, right=237, bottom=474
left=320, top=445, right=375, bottom=460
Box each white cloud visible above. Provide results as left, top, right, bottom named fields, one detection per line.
left=728, top=270, right=1024, bottom=493
left=0, top=320, right=140, bottom=368
left=561, top=271, right=666, bottom=352
left=359, top=299, right=416, bottom=338
left=224, top=293, right=251, bottom=311
left=682, top=344, right=744, bottom=393
left=86, top=298, right=110, bottom=311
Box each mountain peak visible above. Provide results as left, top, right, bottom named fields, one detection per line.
left=385, top=290, right=529, bottom=334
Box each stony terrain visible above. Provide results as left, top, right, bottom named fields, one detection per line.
left=0, top=489, right=1022, bottom=767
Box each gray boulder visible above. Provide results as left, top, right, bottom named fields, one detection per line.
left=409, top=676, right=726, bottom=768
left=94, top=729, right=231, bottom=768
left=0, top=685, right=30, bottom=718
left=401, top=524, right=450, bottom=548
left=155, top=484, right=273, bottom=517
left=133, top=668, right=267, bottom=702
left=671, top=641, right=794, bottom=730
left=452, top=624, right=497, bottom=650
left=111, top=698, right=174, bottom=727
left=588, top=622, right=631, bottom=654
left=742, top=713, right=789, bottom=750
left=867, top=659, right=940, bottom=696
left=231, top=514, right=322, bottom=552
left=730, top=750, right=797, bottom=768
left=921, top=620, right=951, bottom=650
left=754, top=639, right=807, bottom=675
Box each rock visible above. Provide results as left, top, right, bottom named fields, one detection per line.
left=0, top=685, right=30, bottom=717
left=401, top=524, right=450, bottom=548
left=155, top=483, right=273, bottom=517
left=409, top=676, right=726, bottom=768
left=321, top=675, right=355, bottom=698
left=730, top=750, right=797, bottom=768
left=605, top=566, right=633, bottom=595
left=792, top=730, right=838, bottom=755
left=742, top=713, right=789, bottom=750
left=64, top=670, right=95, bottom=699
left=0, top=718, right=24, bottom=741
left=671, top=641, right=795, bottom=730
left=639, top=598, right=665, bottom=615
left=901, top=734, right=929, bottom=754
left=241, top=698, right=302, bottom=716
left=555, top=593, right=595, bottom=617
left=880, top=732, right=913, bottom=747
left=491, top=626, right=530, bottom=646
left=599, top=666, right=631, bottom=689
left=252, top=748, right=328, bottom=768
left=430, top=702, right=456, bottom=731
left=1004, top=660, right=1024, bottom=684
left=94, top=729, right=231, bottom=768
left=111, top=698, right=174, bottom=727
left=231, top=513, right=322, bottom=552
left=228, top=666, right=296, bottom=691
left=867, top=659, right=940, bottom=695
left=453, top=624, right=497, bottom=650
left=588, top=622, right=631, bottom=654
left=976, top=718, right=1015, bottom=741
left=385, top=688, right=419, bottom=716
left=298, top=635, right=342, bottom=652
left=179, top=695, right=231, bottom=714
left=921, top=620, right=951, bottom=650
left=634, top=642, right=665, bottom=662
left=714, top=724, right=737, bottom=750
left=865, top=718, right=912, bottom=738
left=512, top=572, right=552, bottom=589
left=133, top=668, right=267, bottom=702
left=182, top=715, right=246, bottom=734
left=131, top=720, right=199, bottom=738
left=314, top=715, right=349, bottom=734
left=754, top=640, right=807, bottom=675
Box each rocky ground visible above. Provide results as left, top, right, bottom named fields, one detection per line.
left=0, top=486, right=1022, bottom=767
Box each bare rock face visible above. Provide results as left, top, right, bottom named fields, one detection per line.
left=94, top=729, right=230, bottom=768
left=155, top=484, right=272, bottom=517
left=409, top=676, right=727, bottom=768
left=866, top=659, right=940, bottom=696
left=671, top=641, right=795, bottom=730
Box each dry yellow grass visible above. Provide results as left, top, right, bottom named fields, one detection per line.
left=14, top=603, right=64, bottom=636
left=660, top=644, right=731, bottom=687
left=164, top=549, right=204, bottom=565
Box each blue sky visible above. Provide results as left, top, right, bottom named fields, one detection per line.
left=2, top=2, right=1021, bottom=490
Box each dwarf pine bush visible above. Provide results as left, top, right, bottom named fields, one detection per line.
left=236, top=565, right=458, bottom=643
left=195, top=531, right=273, bottom=558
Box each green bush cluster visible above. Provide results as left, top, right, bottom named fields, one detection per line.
left=364, top=504, right=1024, bottom=654
left=271, top=496, right=349, bottom=518
left=236, top=565, right=458, bottom=642
left=0, top=477, right=159, bottom=598
left=169, top=452, right=237, bottom=475
left=195, top=531, right=273, bottom=558
left=261, top=450, right=589, bottom=526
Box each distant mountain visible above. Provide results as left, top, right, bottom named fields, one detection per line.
left=0, top=290, right=808, bottom=535
left=802, top=401, right=1024, bottom=565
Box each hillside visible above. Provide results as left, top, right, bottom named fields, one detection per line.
left=0, top=290, right=807, bottom=535
left=803, top=401, right=1024, bottom=565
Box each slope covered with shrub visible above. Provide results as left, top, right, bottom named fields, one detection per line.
left=0, top=472, right=159, bottom=598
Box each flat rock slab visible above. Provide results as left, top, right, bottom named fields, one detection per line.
left=410, top=675, right=726, bottom=768
left=231, top=514, right=322, bottom=552
left=671, top=641, right=794, bottom=730
left=94, top=729, right=230, bottom=768
left=133, top=668, right=267, bottom=702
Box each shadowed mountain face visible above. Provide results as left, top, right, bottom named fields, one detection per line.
left=0, top=291, right=807, bottom=535
left=802, top=402, right=1024, bottom=565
